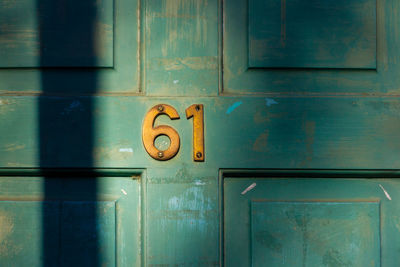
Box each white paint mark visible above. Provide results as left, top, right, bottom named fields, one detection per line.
left=265, top=98, right=278, bottom=107
left=379, top=184, right=392, bottom=200
left=119, top=148, right=133, bottom=153
left=195, top=180, right=205, bottom=185
left=173, top=80, right=179, bottom=84
left=226, top=101, right=242, bottom=114
left=241, top=183, right=257, bottom=195
left=121, top=189, right=127, bottom=195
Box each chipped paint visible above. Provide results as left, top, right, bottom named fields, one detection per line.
left=226, top=101, right=242, bottom=114
left=121, top=189, right=128, bottom=195
left=241, top=183, right=257, bottom=195
left=379, top=184, right=392, bottom=200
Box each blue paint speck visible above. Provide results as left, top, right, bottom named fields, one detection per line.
left=226, top=101, right=242, bottom=114
left=265, top=98, right=278, bottom=107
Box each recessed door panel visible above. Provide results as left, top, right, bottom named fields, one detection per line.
left=0, top=176, right=140, bottom=267
left=248, top=0, right=376, bottom=69
left=223, top=178, right=400, bottom=266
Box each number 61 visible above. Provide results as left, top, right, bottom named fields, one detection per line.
left=142, top=104, right=204, bottom=161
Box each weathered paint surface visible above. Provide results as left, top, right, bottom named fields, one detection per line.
left=224, top=178, right=400, bottom=266
left=224, top=0, right=399, bottom=94
left=1, top=0, right=400, bottom=266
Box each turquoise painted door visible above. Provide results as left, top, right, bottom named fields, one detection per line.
left=1, top=0, right=400, bottom=266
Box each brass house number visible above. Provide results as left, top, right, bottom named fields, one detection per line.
left=142, top=104, right=205, bottom=161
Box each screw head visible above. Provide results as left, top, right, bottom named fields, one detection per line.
left=196, top=152, right=202, bottom=158
left=158, top=151, right=164, bottom=158
left=157, top=105, right=164, bottom=112
left=195, top=105, right=201, bottom=111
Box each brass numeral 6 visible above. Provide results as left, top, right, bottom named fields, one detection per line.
left=142, top=104, right=180, bottom=161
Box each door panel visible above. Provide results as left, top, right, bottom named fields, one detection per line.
left=0, top=176, right=140, bottom=266
left=224, top=177, right=400, bottom=266
left=248, top=0, right=376, bottom=69
left=0, top=0, right=139, bottom=93
left=144, top=0, right=219, bottom=96
left=223, top=0, right=399, bottom=94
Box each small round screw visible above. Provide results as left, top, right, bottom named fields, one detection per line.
left=196, top=152, right=202, bottom=158
left=195, top=105, right=201, bottom=111
left=157, top=105, right=164, bottom=112
left=158, top=151, right=164, bottom=158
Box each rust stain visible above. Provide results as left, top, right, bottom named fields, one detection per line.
left=253, top=130, right=269, bottom=152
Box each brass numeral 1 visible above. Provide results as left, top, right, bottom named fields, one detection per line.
left=186, top=104, right=204, bottom=162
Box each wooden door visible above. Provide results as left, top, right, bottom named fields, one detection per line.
left=1, top=0, right=400, bottom=266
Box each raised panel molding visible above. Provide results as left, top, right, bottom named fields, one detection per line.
left=248, top=0, right=376, bottom=69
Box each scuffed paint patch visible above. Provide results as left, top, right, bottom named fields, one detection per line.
left=241, top=183, right=257, bottom=195
left=119, top=148, right=133, bottom=153
left=154, top=56, right=217, bottom=71
left=265, top=98, right=278, bottom=107
left=379, top=184, right=392, bottom=200
left=3, top=143, right=25, bottom=152
left=194, top=180, right=205, bottom=185
left=226, top=101, right=242, bottom=114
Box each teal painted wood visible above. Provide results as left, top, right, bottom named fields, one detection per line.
left=0, top=0, right=139, bottom=93
left=0, top=0, right=113, bottom=68
left=2, top=96, right=400, bottom=169
left=223, top=0, right=400, bottom=94
left=224, top=178, right=398, bottom=266
left=1, top=0, right=400, bottom=265
left=251, top=202, right=379, bottom=266
left=144, top=0, right=219, bottom=96
left=249, top=0, right=376, bottom=68
left=0, top=176, right=141, bottom=266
